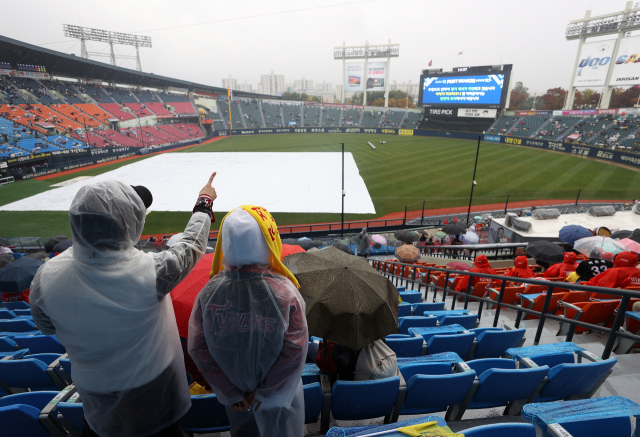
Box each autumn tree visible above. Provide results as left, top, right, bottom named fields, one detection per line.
left=574, top=89, right=601, bottom=109
left=610, top=86, right=640, bottom=108
left=509, top=82, right=529, bottom=110
left=539, top=88, right=567, bottom=110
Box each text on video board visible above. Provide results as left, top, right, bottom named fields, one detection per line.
left=422, top=74, right=504, bottom=105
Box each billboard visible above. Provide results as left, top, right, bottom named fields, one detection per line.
left=573, top=40, right=614, bottom=87
left=421, top=74, right=505, bottom=105
left=457, top=108, right=497, bottom=118
left=610, top=35, right=640, bottom=86
left=366, top=61, right=387, bottom=91
left=345, top=62, right=364, bottom=92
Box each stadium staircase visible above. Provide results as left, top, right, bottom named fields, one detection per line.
left=235, top=102, right=248, bottom=128
left=399, top=111, right=408, bottom=128
left=318, top=106, right=324, bottom=127
left=585, top=119, right=619, bottom=145
left=358, top=110, right=365, bottom=126
left=504, top=116, right=524, bottom=135
left=299, top=104, right=304, bottom=127
left=619, top=125, right=640, bottom=148
left=259, top=102, right=266, bottom=127
left=280, top=107, right=285, bottom=127
left=531, top=118, right=552, bottom=136
left=338, top=108, right=344, bottom=127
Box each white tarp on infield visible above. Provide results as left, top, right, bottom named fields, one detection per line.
left=0, top=152, right=376, bottom=214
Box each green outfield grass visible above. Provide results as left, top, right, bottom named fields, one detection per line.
left=1, top=133, right=639, bottom=239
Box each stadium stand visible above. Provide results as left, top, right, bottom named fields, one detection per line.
left=239, top=100, right=263, bottom=128
left=171, top=123, right=204, bottom=138
left=139, top=126, right=179, bottom=144
left=381, top=109, right=404, bottom=128
left=75, top=83, right=109, bottom=102
left=21, top=104, right=83, bottom=131
left=261, top=102, right=283, bottom=127
left=5, top=77, right=53, bottom=104
left=0, top=105, right=49, bottom=135
left=15, top=138, right=61, bottom=153
left=49, top=104, right=102, bottom=128
left=171, top=101, right=197, bottom=116
left=303, top=105, right=321, bottom=127
left=47, top=135, right=88, bottom=149
left=106, top=87, right=139, bottom=104
left=361, top=109, right=384, bottom=127
left=74, top=103, right=118, bottom=124
left=46, top=80, right=84, bottom=104
left=99, top=103, right=136, bottom=121
left=213, top=119, right=227, bottom=130
left=282, top=104, right=301, bottom=126
left=158, top=92, right=190, bottom=102
left=144, top=102, right=174, bottom=118
left=403, top=111, right=422, bottom=128
left=95, top=129, right=144, bottom=147
left=132, top=89, right=160, bottom=103
left=322, top=106, right=341, bottom=127
left=488, top=115, right=520, bottom=134
left=342, top=108, right=360, bottom=126
left=219, top=101, right=243, bottom=128
left=124, top=103, right=154, bottom=118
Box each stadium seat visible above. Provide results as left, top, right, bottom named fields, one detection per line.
left=330, top=377, right=400, bottom=423
left=520, top=293, right=564, bottom=320
left=557, top=300, right=619, bottom=335
left=0, top=319, right=37, bottom=332
left=11, top=309, right=33, bottom=317
left=462, top=423, right=536, bottom=437
left=0, top=357, right=64, bottom=393
left=1, top=302, right=30, bottom=311
left=0, top=310, right=15, bottom=320
left=0, top=404, right=51, bottom=437
left=398, top=316, right=437, bottom=335
left=180, top=393, right=230, bottom=434
left=398, top=304, right=411, bottom=317
left=446, top=361, right=549, bottom=420
left=528, top=352, right=575, bottom=369
left=0, top=337, right=18, bottom=352
left=469, top=328, right=526, bottom=360
left=413, top=302, right=445, bottom=313
left=440, top=314, right=478, bottom=329
left=398, top=291, right=421, bottom=304
left=426, top=332, right=475, bottom=358
left=303, top=382, right=323, bottom=424
left=385, top=336, right=424, bottom=358
left=488, top=286, right=525, bottom=306
left=0, top=391, right=58, bottom=410
left=13, top=336, right=65, bottom=355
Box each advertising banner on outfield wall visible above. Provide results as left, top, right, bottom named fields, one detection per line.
left=366, top=61, right=387, bottom=91
left=0, top=69, right=13, bottom=76
left=17, top=71, right=50, bottom=79
left=610, top=35, right=640, bottom=85
left=345, top=62, right=365, bottom=92
left=457, top=108, right=497, bottom=118
left=574, top=39, right=615, bottom=87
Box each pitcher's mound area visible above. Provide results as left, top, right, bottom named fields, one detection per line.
left=0, top=152, right=376, bottom=214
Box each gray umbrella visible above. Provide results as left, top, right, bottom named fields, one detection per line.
left=27, top=252, right=50, bottom=261
left=331, top=242, right=351, bottom=254
left=284, top=246, right=399, bottom=350
left=0, top=254, right=13, bottom=269
left=394, top=230, right=416, bottom=244
left=44, top=235, right=68, bottom=253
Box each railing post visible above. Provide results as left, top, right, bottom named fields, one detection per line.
left=421, top=201, right=425, bottom=226
left=492, top=279, right=508, bottom=327
left=533, top=285, right=556, bottom=345
left=575, top=188, right=581, bottom=205
left=403, top=206, right=407, bottom=226
left=442, top=271, right=451, bottom=304
left=602, top=296, right=630, bottom=359
left=463, top=274, right=473, bottom=310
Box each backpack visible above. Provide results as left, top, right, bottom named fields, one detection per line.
left=354, top=339, right=397, bottom=381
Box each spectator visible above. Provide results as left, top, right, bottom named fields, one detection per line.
left=29, top=173, right=217, bottom=437
left=455, top=255, right=497, bottom=294
left=587, top=251, right=640, bottom=289
left=507, top=256, right=535, bottom=282
left=570, top=248, right=613, bottom=282
left=544, top=252, right=578, bottom=279
left=189, top=206, right=308, bottom=437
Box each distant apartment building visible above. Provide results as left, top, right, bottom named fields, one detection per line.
left=258, top=70, right=285, bottom=95
left=221, top=75, right=237, bottom=90
left=315, top=81, right=332, bottom=93
left=293, top=76, right=313, bottom=91
left=237, top=80, right=253, bottom=93
left=389, top=80, right=420, bottom=102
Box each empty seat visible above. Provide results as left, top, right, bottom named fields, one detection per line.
left=11, top=309, right=32, bottom=317
left=426, top=332, right=475, bottom=358
left=180, top=393, right=230, bottom=433
left=331, top=377, right=400, bottom=422
left=385, top=336, right=424, bottom=358
left=1, top=301, right=30, bottom=311
left=399, top=291, right=421, bottom=304
left=0, top=319, right=37, bottom=332
left=13, top=336, right=65, bottom=355
left=470, top=328, right=526, bottom=359
left=489, top=286, right=525, bottom=306
left=398, top=304, right=412, bottom=317
left=413, top=302, right=445, bottom=313
left=0, top=404, right=52, bottom=437
left=535, top=357, right=617, bottom=402
left=0, top=357, right=62, bottom=393
left=0, top=391, right=58, bottom=410
left=0, top=337, right=18, bottom=352
left=56, top=402, right=85, bottom=435
left=520, top=293, right=564, bottom=320
left=0, top=310, right=15, bottom=320
left=558, top=300, right=619, bottom=335
left=463, top=423, right=536, bottom=437
left=440, top=314, right=478, bottom=329
left=303, top=382, right=323, bottom=424
left=398, top=316, right=437, bottom=335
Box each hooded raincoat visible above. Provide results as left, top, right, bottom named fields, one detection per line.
left=29, top=181, right=211, bottom=437
left=455, top=255, right=497, bottom=292
left=586, top=252, right=640, bottom=289
left=544, top=252, right=578, bottom=279
left=188, top=207, right=308, bottom=437
left=507, top=256, right=535, bottom=280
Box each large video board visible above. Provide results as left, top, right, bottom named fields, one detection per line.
left=418, top=65, right=512, bottom=109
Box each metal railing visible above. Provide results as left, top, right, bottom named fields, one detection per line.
left=372, top=260, right=640, bottom=359
left=418, top=242, right=529, bottom=260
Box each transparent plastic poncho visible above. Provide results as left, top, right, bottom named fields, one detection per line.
left=188, top=209, right=308, bottom=437
left=30, top=180, right=211, bottom=437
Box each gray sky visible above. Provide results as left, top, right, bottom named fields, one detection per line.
left=1, top=0, right=628, bottom=94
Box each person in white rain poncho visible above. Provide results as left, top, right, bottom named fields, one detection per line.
left=188, top=206, right=308, bottom=437
left=30, top=173, right=218, bottom=437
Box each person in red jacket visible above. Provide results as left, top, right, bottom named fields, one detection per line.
left=586, top=251, right=640, bottom=289
left=507, top=256, right=535, bottom=283
left=456, top=255, right=497, bottom=293
left=544, top=252, right=578, bottom=279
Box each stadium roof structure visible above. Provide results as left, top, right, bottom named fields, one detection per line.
left=0, top=34, right=278, bottom=99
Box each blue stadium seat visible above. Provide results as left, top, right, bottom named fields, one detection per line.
left=470, top=328, right=526, bottom=359
left=303, top=382, right=323, bottom=424
left=180, top=393, right=230, bottom=433
left=398, top=304, right=411, bottom=317
left=393, top=363, right=475, bottom=421
left=398, top=316, right=437, bottom=335
left=447, top=359, right=549, bottom=420
left=331, top=377, right=400, bottom=422
left=535, top=357, right=617, bottom=402
left=0, top=337, right=18, bottom=352
left=0, top=391, right=58, bottom=410
left=13, top=336, right=65, bottom=355
left=56, top=401, right=84, bottom=435
left=555, top=417, right=631, bottom=437
left=0, top=357, right=62, bottom=393
left=463, top=423, right=536, bottom=437
left=1, top=302, right=30, bottom=311
left=440, top=314, right=477, bottom=329
left=426, top=332, right=475, bottom=358
left=385, top=336, right=423, bottom=357
left=12, top=310, right=32, bottom=317
left=399, top=291, right=421, bottom=304
left=0, top=319, right=36, bottom=332
left=413, top=302, right=445, bottom=313
left=0, top=310, right=16, bottom=320
left=529, top=352, right=574, bottom=368
left=0, top=404, right=51, bottom=437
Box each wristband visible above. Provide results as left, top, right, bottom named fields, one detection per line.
left=193, top=195, right=215, bottom=222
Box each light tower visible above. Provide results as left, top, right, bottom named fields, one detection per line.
left=63, top=25, right=152, bottom=72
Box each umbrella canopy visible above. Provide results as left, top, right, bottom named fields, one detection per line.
left=26, top=252, right=50, bottom=261
left=307, top=247, right=321, bottom=252
left=417, top=230, right=429, bottom=236
left=559, top=225, right=593, bottom=245
left=281, top=238, right=296, bottom=245
left=0, top=238, right=9, bottom=247
left=298, top=237, right=312, bottom=243
left=526, top=241, right=565, bottom=264
left=611, top=230, right=632, bottom=240
left=0, top=254, right=13, bottom=269
left=573, top=236, right=627, bottom=259
left=331, top=242, right=351, bottom=255
left=371, top=234, right=387, bottom=245
left=0, top=257, right=44, bottom=293
left=619, top=238, right=640, bottom=254
left=447, top=261, right=472, bottom=271
left=44, top=235, right=68, bottom=253
left=629, top=229, right=640, bottom=244
left=281, top=244, right=306, bottom=259
left=434, top=231, right=447, bottom=239
left=53, top=239, right=73, bottom=254
left=284, top=246, right=399, bottom=350
left=394, top=230, right=417, bottom=244
left=170, top=253, right=215, bottom=338
left=395, top=244, right=420, bottom=263
left=442, top=224, right=467, bottom=235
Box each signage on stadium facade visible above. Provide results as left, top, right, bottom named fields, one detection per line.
left=573, top=39, right=615, bottom=87
left=609, top=35, right=640, bottom=86
left=17, top=71, right=50, bottom=79
left=0, top=69, right=14, bottom=76
left=457, top=108, right=497, bottom=118
left=562, top=109, right=596, bottom=116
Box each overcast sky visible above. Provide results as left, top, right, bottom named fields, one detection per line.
left=1, top=0, right=630, bottom=93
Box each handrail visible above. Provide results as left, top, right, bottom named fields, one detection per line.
left=373, top=260, right=640, bottom=359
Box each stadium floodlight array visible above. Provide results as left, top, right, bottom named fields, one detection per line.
left=63, top=24, right=152, bottom=71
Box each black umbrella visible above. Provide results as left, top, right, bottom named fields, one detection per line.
left=44, top=235, right=68, bottom=253
left=26, top=252, right=49, bottom=261
left=331, top=242, right=351, bottom=254
left=629, top=229, right=640, bottom=244
left=0, top=257, right=44, bottom=293
left=0, top=254, right=13, bottom=269
left=611, top=230, right=632, bottom=240
left=53, top=240, right=73, bottom=253
left=394, top=230, right=416, bottom=244
left=526, top=240, right=565, bottom=264
left=0, top=238, right=9, bottom=247
left=418, top=230, right=429, bottom=236
left=442, top=224, right=467, bottom=235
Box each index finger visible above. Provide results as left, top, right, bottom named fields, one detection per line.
left=207, top=172, right=217, bottom=185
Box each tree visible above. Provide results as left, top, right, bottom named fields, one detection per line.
left=347, top=93, right=363, bottom=105
left=309, top=95, right=322, bottom=103
left=280, top=91, right=308, bottom=101
left=610, top=86, right=640, bottom=109
left=539, top=87, right=567, bottom=110
left=574, top=89, right=601, bottom=109
left=509, top=82, right=529, bottom=110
